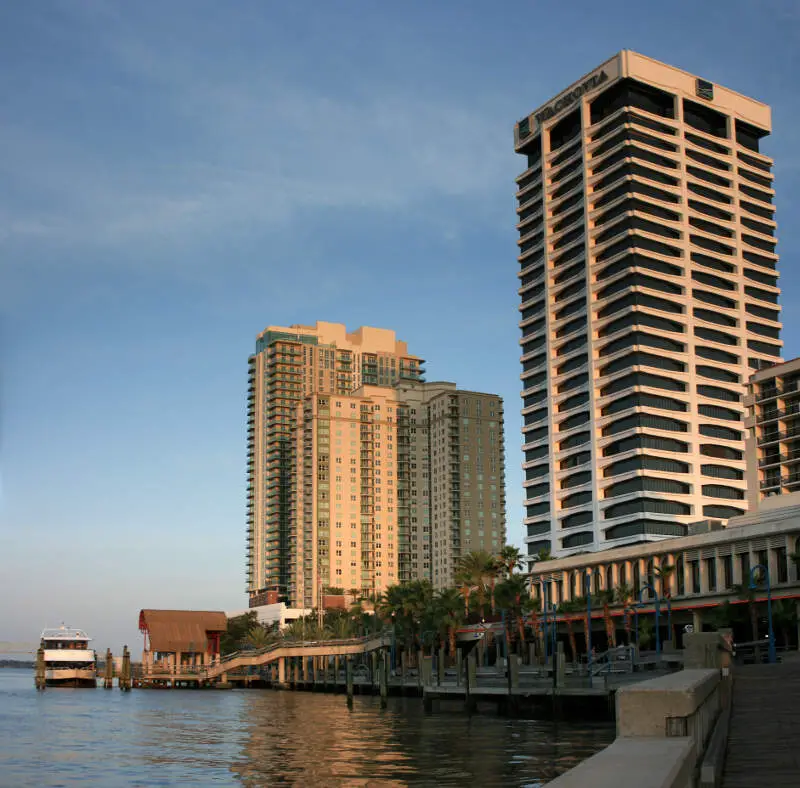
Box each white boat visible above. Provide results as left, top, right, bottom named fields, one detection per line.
left=40, top=626, right=97, bottom=687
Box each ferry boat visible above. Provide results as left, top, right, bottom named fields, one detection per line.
left=40, top=626, right=97, bottom=687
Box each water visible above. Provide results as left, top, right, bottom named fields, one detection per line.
left=0, top=669, right=613, bottom=786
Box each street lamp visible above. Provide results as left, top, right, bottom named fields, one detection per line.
left=749, top=564, right=776, bottom=664
left=584, top=571, right=593, bottom=686
left=639, top=583, right=661, bottom=656
left=390, top=612, right=397, bottom=671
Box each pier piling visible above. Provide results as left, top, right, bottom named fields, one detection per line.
left=345, top=657, right=354, bottom=708
left=104, top=648, right=114, bottom=689
left=119, top=645, right=131, bottom=691
left=380, top=651, right=388, bottom=709
left=35, top=647, right=45, bottom=691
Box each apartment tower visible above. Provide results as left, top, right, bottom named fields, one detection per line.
left=396, top=381, right=506, bottom=589
left=515, top=51, right=781, bottom=559
left=745, top=358, right=800, bottom=511
left=246, top=322, right=423, bottom=606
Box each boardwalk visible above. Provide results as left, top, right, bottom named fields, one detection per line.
left=723, top=658, right=800, bottom=787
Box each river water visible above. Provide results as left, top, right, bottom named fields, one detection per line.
left=0, top=669, right=613, bottom=786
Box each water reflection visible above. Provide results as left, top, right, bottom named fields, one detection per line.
left=231, top=692, right=613, bottom=787
left=0, top=670, right=612, bottom=787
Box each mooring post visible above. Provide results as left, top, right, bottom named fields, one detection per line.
left=104, top=648, right=114, bottom=689
left=120, top=645, right=131, bottom=691
left=380, top=651, right=388, bottom=709
left=371, top=650, right=379, bottom=694
left=346, top=657, right=354, bottom=708
left=437, top=646, right=445, bottom=686
left=334, top=655, right=340, bottom=687
left=465, top=651, right=477, bottom=713
left=456, top=649, right=462, bottom=687
left=35, top=646, right=46, bottom=691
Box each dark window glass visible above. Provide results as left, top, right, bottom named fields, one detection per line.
left=551, top=140, right=582, bottom=167
left=596, top=254, right=682, bottom=282
left=525, top=464, right=549, bottom=480
left=562, top=490, right=592, bottom=509
left=603, top=497, right=691, bottom=519
left=603, top=455, right=689, bottom=477
left=602, top=413, right=688, bottom=437
left=689, top=199, right=733, bottom=222
left=745, top=285, right=778, bottom=304
left=562, top=531, right=594, bottom=548
left=554, top=261, right=586, bottom=285
left=551, top=174, right=583, bottom=200
left=599, top=330, right=684, bottom=357
left=598, top=272, right=682, bottom=301
left=699, top=424, right=742, bottom=441
left=691, top=251, right=735, bottom=274
left=683, top=98, right=728, bottom=138
left=698, top=403, right=741, bottom=421
left=561, top=511, right=593, bottom=529
left=603, top=434, right=688, bottom=456
left=605, top=520, right=687, bottom=540
left=604, top=476, right=689, bottom=498
left=740, top=183, right=772, bottom=205
left=552, top=191, right=584, bottom=217
left=743, top=251, right=777, bottom=270
left=687, top=165, right=731, bottom=188
left=738, top=167, right=772, bottom=189
left=590, top=78, right=676, bottom=123
left=691, top=234, right=734, bottom=256
left=556, top=315, right=587, bottom=338
left=557, top=373, right=588, bottom=394
left=600, top=350, right=685, bottom=377
left=527, top=521, right=550, bottom=537
left=686, top=148, right=729, bottom=171
left=701, top=464, right=743, bottom=480
left=740, top=199, right=774, bottom=220
left=704, top=504, right=745, bottom=519
left=556, top=334, right=588, bottom=357
left=560, top=451, right=591, bottom=470
left=596, top=234, right=682, bottom=262
left=555, top=297, right=586, bottom=321
left=685, top=131, right=730, bottom=155
left=601, top=391, right=687, bottom=416
left=550, top=109, right=581, bottom=151
left=695, top=345, right=739, bottom=364
left=599, top=310, right=684, bottom=337
left=696, top=384, right=740, bottom=403
left=687, top=181, right=731, bottom=204
left=747, top=339, right=781, bottom=357
left=559, top=430, right=590, bottom=450
left=692, top=271, right=737, bottom=292
left=600, top=371, right=686, bottom=396
left=559, top=410, right=590, bottom=432
left=598, top=292, right=683, bottom=319
left=692, top=289, right=737, bottom=310
left=694, top=326, right=738, bottom=346
left=690, top=216, right=734, bottom=238
left=694, top=308, right=737, bottom=328
left=696, top=365, right=740, bottom=384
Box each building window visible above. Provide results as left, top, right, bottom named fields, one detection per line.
left=706, top=558, right=717, bottom=592
left=722, top=555, right=733, bottom=589
left=776, top=547, right=788, bottom=584
left=690, top=561, right=700, bottom=594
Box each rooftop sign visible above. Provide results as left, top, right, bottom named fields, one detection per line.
left=535, top=69, right=609, bottom=125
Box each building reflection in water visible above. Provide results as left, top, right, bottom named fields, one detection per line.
left=229, top=692, right=613, bottom=786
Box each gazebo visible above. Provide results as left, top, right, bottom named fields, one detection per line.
left=138, top=609, right=227, bottom=675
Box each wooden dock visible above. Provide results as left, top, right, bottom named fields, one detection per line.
left=722, top=658, right=800, bottom=787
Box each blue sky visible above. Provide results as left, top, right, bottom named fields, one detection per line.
left=3, top=0, right=800, bottom=652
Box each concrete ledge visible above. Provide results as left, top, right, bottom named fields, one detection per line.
left=700, top=706, right=730, bottom=788
left=617, top=669, right=719, bottom=737
left=547, top=737, right=695, bottom=788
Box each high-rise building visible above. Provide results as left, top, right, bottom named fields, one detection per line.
left=246, top=322, right=423, bottom=607
left=514, top=51, right=781, bottom=560
left=395, top=381, right=506, bottom=589
left=745, top=358, right=800, bottom=511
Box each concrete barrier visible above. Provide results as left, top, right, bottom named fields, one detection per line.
left=548, top=668, right=721, bottom=788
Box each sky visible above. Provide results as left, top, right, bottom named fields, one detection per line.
left=2, top=0, right=800, bottom=653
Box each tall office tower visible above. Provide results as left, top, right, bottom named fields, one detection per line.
left=395, top=382, right=507, bottom=589
left=514, top=51, right=781, bottom=560
left=246, top=322, right=423, bottom=607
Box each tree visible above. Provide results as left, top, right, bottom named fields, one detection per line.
left=615, top=584, right=634, bottom=646
left=221, top=612, right=258, bottom=655
left=456, top=551, right=493, bottom=619
left=498, top=545, right=523, bottom=578
left=559, top=600, right=580, bottom=662
left=654, top=562, right=675, bottom=600
left=244, top=625, right=276, bottom=650
left=494, top=574, right=531, bottom=654
left=734, top=582, right=760, bottom=644
left=597, top=590, right=617, bottom=649
left=434, top=588, right=465, bottom=656
left=771, top=599, right=797, bottom=649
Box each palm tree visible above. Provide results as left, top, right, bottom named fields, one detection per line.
left=654, top=562, right=675, bottom=600
left=434, top=588, right=465, bottom=657
left=244, top=626, right=275, bottom=650
left=772, top=599, right=797, bottom=649
left=456, top=550, right=493, bottom=619
left=597, top=590, right=616, bottom=649
left=615, top=583, right=634, bottom=645
left=734, top=582, right=761, bottom=644
left=494, top=574, right=530, bottom=654
left=559, top=600, right=580, bottom=662
left=498, top=545, right=523, bottom=578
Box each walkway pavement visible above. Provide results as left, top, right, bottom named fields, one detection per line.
left=723, top=658, right=800, bottom=787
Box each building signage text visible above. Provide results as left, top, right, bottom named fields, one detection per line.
left=535, top=70, right=609, bottom=125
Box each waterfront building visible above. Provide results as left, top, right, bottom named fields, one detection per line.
left=246, top=322, right=423, bottom=607
left=745, top=358, right=800, bottom=509
left=515, top=51, right=781, bottom=560
left=138, top=609, right=226, bottom=676
left=395, top=381, right=506, bottom=589
left=528, top=502, right=800, bottom=640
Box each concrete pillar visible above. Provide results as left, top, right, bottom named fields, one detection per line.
left=510, top=655, right=520, bottom=688
left=682, top=552, right=692, bottom=596
left=692, top=609, right=702, bottom=633
left=334, top=655, right=340, bottom=683
left=175, top=651, right=182, bottom=673
left=278, top=657, right=285, bottom=685
left=467, top=651, right=477, bottom=690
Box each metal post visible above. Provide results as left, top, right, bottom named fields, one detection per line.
left=750, top=564, right=776, bottom=664
left=390, top=615, right=396, bottom=672
left=667, top=597, right=672, bottom=645
left=585, top=572, right=593, bottom=686
left=541, top=582, right=549, bottom=660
